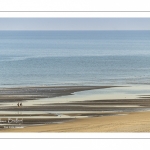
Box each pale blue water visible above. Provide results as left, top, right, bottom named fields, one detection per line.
left=0, top=30, right=150, bottom=87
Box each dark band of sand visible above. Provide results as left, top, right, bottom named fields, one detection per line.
left=0, top=86, right=115, bottom=102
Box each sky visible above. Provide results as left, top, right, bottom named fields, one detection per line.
left=0, top=18, right=150, bottom=30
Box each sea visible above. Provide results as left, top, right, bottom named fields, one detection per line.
left=0, top=30, right=150, bottom=87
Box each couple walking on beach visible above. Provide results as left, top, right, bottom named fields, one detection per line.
left=17, top=102, right=22, bottom=107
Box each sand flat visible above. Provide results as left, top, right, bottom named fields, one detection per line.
left=1, top=111, right=150, bottom=132
left=1, top=85, right=150, bottom=132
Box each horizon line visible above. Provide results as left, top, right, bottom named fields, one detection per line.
left=0, top=29, right=150, bottom=31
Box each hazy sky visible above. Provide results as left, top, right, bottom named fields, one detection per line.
left=0, top=18, right=150, bottom=30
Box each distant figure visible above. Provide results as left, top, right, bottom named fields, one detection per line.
left=17, top=103, right=20, bottom=107
left=20, top=103, right=22, bottom=107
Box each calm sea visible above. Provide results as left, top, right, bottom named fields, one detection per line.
left=0, top=30, right=150, bottom=87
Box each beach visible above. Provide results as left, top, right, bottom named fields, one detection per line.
left=1, top=111, right=150, bottom=132
left=0, top=85, right=150, bottom=132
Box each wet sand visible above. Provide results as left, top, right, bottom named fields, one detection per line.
left=0, top=85, right=150, bottom=132
left=0, top=86, right=114, bottom=102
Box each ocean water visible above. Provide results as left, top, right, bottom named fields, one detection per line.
left=0, top=30, right=150, bottom=87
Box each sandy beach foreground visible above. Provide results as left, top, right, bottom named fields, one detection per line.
left=1, top=111, right=150, bottom=132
